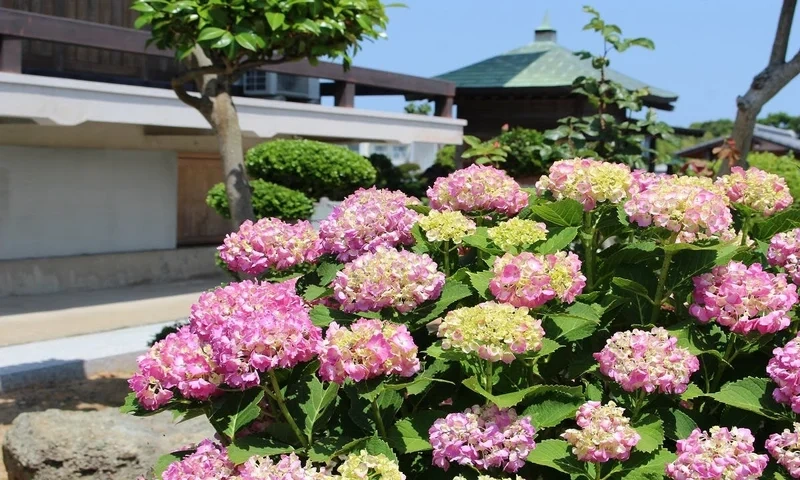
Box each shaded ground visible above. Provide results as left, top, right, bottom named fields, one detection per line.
left=0, top=371, right=132, bottom=480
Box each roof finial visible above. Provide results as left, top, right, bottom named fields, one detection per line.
left=535, top=11, right=556, bottom=42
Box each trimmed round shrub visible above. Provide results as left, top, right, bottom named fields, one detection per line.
left=245, top=139, right=377, bottom=200
left=206, top=179, right=314, bottom=221
left=748, top=151, right=800, bottom=202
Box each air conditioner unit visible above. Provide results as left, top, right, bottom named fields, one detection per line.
left=241, top=71, right=320, bottom=102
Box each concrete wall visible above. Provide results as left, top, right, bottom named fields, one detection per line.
left=0, top=146, right=177, bottom=260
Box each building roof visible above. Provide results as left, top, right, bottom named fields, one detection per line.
left=436, top=19, right=678, bottom=110
left=675, top=124, right=800, bottom=158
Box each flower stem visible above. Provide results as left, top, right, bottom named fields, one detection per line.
left=484, top=359, right=494, bottom=396
left=442, top=241, right=451, bottom=276
left=581, top=211, right=597, bottom=290
left=371, top=398, right=388, bottom=438
left=267, top=370, right=308, bottom=448
left=740, top=216, right=752, bottom=246
left=630, top=389, right=647, bottom=421
left=709, top=335, right=738, bottom=393
left=594, top=462, right=603, bottom=480
left=650, top=234, right=678, bottom=325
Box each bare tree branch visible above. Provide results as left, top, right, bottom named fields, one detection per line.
left=771, top=0, right=798, bottom=65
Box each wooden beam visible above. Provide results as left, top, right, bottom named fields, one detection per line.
left=0, top=35, right=22, bottom=73
left=434, top=96, right=454, bottom=118
left=333, top=81, right=355, bottom=108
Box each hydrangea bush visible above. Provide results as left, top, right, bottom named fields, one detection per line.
left=125, top=160, right=800, bottom=480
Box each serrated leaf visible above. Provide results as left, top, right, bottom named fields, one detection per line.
left=307, top=436, right=362, bottom=462
left=661, top=407, right=698, bottom=441
left=309, top=305, right=359, bottom=327
left=526, top=439, right=587, bottom=475
left=754, top=208, right=800, bottom=240
left=463, top=377, right=581, bottom=408
left=529, top=199, right=584, bottom=227
left=299, top=377, right=339, bottom=441
left=303, top=285, right=332, bottom=302
left=227, top=437, right=294, bottom=465
left=387, top=411, right=443, bottom=454
left=633, top=414, right=664, bottom=453
left=545, top=302, right=601, bottom=342
left=397, top=279, right=471, bottom=330
left=317, top=261, right=343, bottom=285
left=536, top=338, right=563, bottom=357
left=680, top=383, right=704, bottom=401
left=197, top=27, right=227, bottom=41
left=153, top=451, right=193, bottom=477
left=463, top=227, right=503, bottom=254
left=603, top=241, right=658, bottom=266
left=522, top=392, right=583, bottom=429
left=364, top=437, right=397, bottom=462
left=208, top=388, right=264, bottom=440
left=536, top=227, right=579, bottom=254
left=265, top=11, right=286, bottom=30
left=612, top=277, right=653, bottom=303
left=707, top=377, right=784, bottom=419
left=619, top=449, right=677, bottom=479
left=468, top=270, right=493, bottom=299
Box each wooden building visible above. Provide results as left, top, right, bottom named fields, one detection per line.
left=675, top=124, right=800, bottom=160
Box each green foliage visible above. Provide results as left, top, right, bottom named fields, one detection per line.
left=368, top=154, right=426, bottom=198
left=245, top=140, right=376, bottom=200
left=542, top=6, right=675, bottom=168
left=207, top=179, right=315, bottom=221
left=433, top=145, right=456, bottom=170
left=495, top=127, right=551, bottom=177
left=132, top=0, right=390, bottom=68
left=689, top=119, right=734, bottom=137
left=749, top=151, right=800, bottom=202
left=759, top=112, right=800, bottom=133
left=403, top=102, right=432, bottom=116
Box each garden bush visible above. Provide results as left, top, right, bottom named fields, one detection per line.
left=749, top=151, right=800, bottom=202
left=495, top=127, right=550, bottom=177
left=206, top=179, right=315, bottom=221
left=369, top=153, right=426, bottom=198
left=245, top=139, right=376, bottom=201
left=125, top=159, right=800, bottom=480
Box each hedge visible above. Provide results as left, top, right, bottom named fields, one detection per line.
left=206, top=179, right=315, bottom=221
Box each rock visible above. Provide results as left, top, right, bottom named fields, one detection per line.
left=3, top=408, right=215, bottom=480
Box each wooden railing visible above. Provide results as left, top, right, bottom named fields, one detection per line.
left=0, top=7, right=455, bottom=117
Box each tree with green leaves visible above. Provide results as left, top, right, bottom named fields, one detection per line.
left=544, top=6, right=675, bottom=170
left=759, top=111, right=800, bottom=133
left=403, top=101, right=432, bottom=115
left=689, top=119, right=734, bottom=137
left=132, top=0, right=390, bottom=226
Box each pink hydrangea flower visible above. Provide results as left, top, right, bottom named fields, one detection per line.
left=716, top=166, right=793, bottom=216
left=768, top=335, right=800, bottom=413
left=666, top=427, right=768, bottom=480
left=624, top=176, right=734, bottom=243
left=594, top=327, right=700, bottom=395
left=489, top=251, right=586, bottom=308
left=161, top=440, right=235, bottom=480
left=237, top=452, right=331, bottom=480
left=128, top=327, right=220, bottom=410
left=768, top=228, right=800, bottom=286
left=429, top=404, right=536, bottom=472
left=189, top=280, right=321, bottom=389
left=766, top=424, right=800, bottom=478
left=218, top=218, right=322, bottom=275
left=427, top=164, right=529, bottom=215
left=689, top=261, right=798, bottom=335
left=319, top=187, right=421, bottom=262
left=629, top=169, right=667, bottom=194
left=535, top=158, right=632, bottom=210
left=332, top=247, right=445, bottom=313
left=318, top=319, right=420, bottom=384
left=562, top=401, right=640, bottom=463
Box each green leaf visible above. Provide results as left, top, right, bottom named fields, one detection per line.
left=522, top=392, right=583, bottom=429
left=633, top=414, right=664, bottom=453
left=153, top=451, right=193, bottom=477
left=208, top=388, right=265, bottom=440
left=308, top=305, right=358, bottom=327
left=364, top=437, right=397, bottom=462
left=131, top=2, right=156, bottom=13
left=299, top=377, right=340, bottom=441
left=463, top=227, right=503, bottom=255
left=603, top=241, right=658, bottom=266
left=680, top=383, right=704, bottom=401
left=407, top=203, right=431, bottom=215
left=212, top=32, right=234, bottom=49
left=463, top=377, right=581, bottom=409
left=545, top=302, right=601, bottom=342
left=134, top=14, right=153, bottom=29
left=754, top=208, right=800, bottom=240
left=398, top=279, right=471, bottom=330
left=265, top=11, right=286, bottom=30
left=197, top=27, right=227, bottom=41
left=317, top=261, right=343, bottom=285
left=619, top=449, right=677, bottom=480
left=529, top=199, right=584, bottom=227
left=526, top=439, right=586, bottom=475
left=467, top=270, right=493, bottom=299
left=120, top=392, right=140, bottom=414
left=612, top=277, right=653, bottom=303
left=303, top=285, right=332, bottom=302
left=707, top=377, right=784, bottom=419
left=536, top=227, right=579, bottom=254
left=661, top=407, right=698, bottom=441
left=387, top=411, right=443, bottom=454
left=235, top=32, right=265, bottom=51
left=227, top=437, right=294, bottom=465
left=536, top=338, right=564, bottom=357
left=307, top=437, right=366, bottom=462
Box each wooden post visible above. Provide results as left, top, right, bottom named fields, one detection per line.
left=0, top=35, right=23, bottom=73
left=434, top=96, right=454, bottom=118
left=333, top=81, right=355, bottom=108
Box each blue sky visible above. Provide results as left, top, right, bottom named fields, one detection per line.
left=329, top=0, right=800, bottom=128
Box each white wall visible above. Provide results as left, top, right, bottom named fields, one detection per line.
left=0, top=147, right=177, bottom=260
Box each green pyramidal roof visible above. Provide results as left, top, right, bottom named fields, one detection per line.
left=436, top=38, right=678, bottom=108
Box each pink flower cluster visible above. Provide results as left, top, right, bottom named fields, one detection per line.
left=629, top=169, right=666, bottom=194
left=624, top=176, right=734, bottom=243
left=162, top=440, right=235, bottom=480
left=689, top=261, right=798, bottom=335
left=768, top=335, right=800, bottom=413
left=716, top=166, right=793, bottom=216
left=218, top=218, right=321, bottom=275
left=489, top=251, right=585, bottom=308
left=427, top=164, right=529, bottom=215
left=768, top=228, right=800, bottom=286
left=666, top=427, right=768, bottom=480
left=318, top=319, right=420, bottom=384
left=128, top=327, right=220, bottom=410
left=535, top=158, right=632, bottom=210
left=766, top=424, right=800, bottom=479
left=429, top=404, right=536, bottom=472
left=594, top=327, right=700, bottom=395
left=129, top=280, right=322, bottom=409
left=332, top=247, right=445, bottom=313
left=237, top=452, right=330, bottom=480
left=562, top=401, right=640, bottom=463
left=319, top=187, right=421, bottom=262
